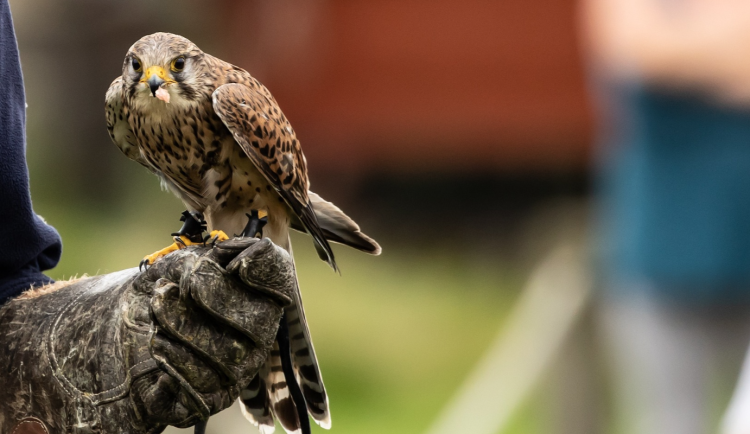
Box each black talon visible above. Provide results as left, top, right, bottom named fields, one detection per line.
left=240, top=210, right=268, bottom=238
left=139, top=259, right=150, bottom=272
left=174, top=236, right=188, bottom=248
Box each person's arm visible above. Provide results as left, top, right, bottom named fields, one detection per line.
left=0, top=0, right=62, bottom=304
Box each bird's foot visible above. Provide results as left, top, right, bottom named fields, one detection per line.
left=139, top=211, right=230, bottom=271
left=139, top=232, right=229, bottom=271
left=139, top=235, right=203, bottom=271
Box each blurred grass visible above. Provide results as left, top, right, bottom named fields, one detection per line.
left=296, top=242, right=521, bottom=433
left=28, top=159, right=541, bottom=433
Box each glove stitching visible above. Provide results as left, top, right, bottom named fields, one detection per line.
left=42, top=283, right=105, bottom=430
left=192, top=258, right=278, bottom=346
left=46, top=272, right=137, bottom=401
left=44, top=286, right=88, bottom=398
left=88, top=359, right=160, bottom=405
left=11, top=419, right=50, bottom=434
left=151, top=287, right=239, bottom=385
left=190, top=283, right=269, bottom=346
left=42, top=273, right=137, bottom=429
left=43, top=295, right=160, bottom=405
left=148, top=325, right=212, bottom=419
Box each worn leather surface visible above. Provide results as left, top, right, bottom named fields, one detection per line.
left=8, top=418, right=49, bottom=434
left=0, top=238, right=293, bottom=433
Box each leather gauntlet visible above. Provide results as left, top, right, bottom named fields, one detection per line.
left=0, top=238, right=295, bottom=434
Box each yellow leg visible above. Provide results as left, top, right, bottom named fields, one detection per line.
left=140, top=232, right=226, bottom=270
left=141, top=241, right=182, bottom=266
left=140, top=231, right=232, bottom=270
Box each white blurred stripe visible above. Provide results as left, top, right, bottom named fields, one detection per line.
left=722, top=343, right=750, bottom=434
left=425, top=243, right=592, bottom=434
left=163, top=401, right=262, bottom=434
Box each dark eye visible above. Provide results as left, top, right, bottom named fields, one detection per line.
left=171, top=56, right=185, bottom=72
left=131, top=57, right=142, bottom=72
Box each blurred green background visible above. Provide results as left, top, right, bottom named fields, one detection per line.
left=10, top=0, right=597, bottom=433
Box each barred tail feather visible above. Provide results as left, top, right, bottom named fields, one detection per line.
left=270, top=340, right=305, bottom=434
left=239, top=371, right=275, bottom=433
left=283, top=235, right=331, bottom=428
left=286, top=294, right=331, bottom=428
left=246, top=340, right=303, bottom=434
left=240, top=236, right=330, bottom=433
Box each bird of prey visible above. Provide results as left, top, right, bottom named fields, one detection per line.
left=105, top=32, right=381, bottom=433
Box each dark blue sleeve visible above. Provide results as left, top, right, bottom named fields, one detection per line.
left=0, top=0, right=62, bottom=305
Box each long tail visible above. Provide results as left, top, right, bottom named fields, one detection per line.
left=291, top=191, right=381, bottom=256
left=239, top=235, right=330, bottom=433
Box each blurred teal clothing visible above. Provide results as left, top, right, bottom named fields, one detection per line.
left=597, top=85, right=750, bottom=303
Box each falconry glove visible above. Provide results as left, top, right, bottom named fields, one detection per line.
left=0, top=238, right=295, bottom=434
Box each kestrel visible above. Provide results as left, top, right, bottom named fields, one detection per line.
left=105, top=32, right=381, bottom=434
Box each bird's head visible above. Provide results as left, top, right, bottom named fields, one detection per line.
left=122, top=33, right=209, bottom=108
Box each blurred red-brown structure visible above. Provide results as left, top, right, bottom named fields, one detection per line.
left=221, top=0, right=592, bottom=176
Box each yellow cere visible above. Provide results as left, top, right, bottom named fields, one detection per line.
left=140, top=66, right=175, bottom=84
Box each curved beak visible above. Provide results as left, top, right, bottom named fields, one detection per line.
left=141, top=66, right=170, bottom=97
left=148, top=75, right=164, bottom=97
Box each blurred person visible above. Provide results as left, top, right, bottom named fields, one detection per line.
left=581, top=0, right=750, bottom=433
left=0, top=1, right=293, bottom=432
